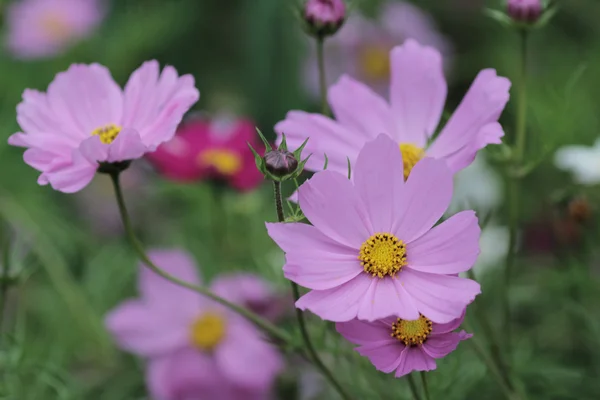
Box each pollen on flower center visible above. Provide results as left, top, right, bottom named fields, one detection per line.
left=190, top=312, right=226, bottom=351
left=391, top=315, right=433, bottom=346
left=92, top=124, right=122, bottom=144
left=358, top=45, right=391, bottom=81
left=399, top=143, right=425, bottom=180
left=359, top=233, right=407, bottom=278
left=198, top=149, right=242, bottom=176
left=40, top=13, right=71, bottom=40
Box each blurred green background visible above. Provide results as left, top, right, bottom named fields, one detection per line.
left=1, top=0, right=600, bottom=399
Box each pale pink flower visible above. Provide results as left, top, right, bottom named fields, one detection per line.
left=336, top=312, right=471, bottom=377
left=281, top=39, right=510, bottom=176
left=5, top=0, right=104, bottom=59
left=105, top=250, right=283, bottom=400
left=267, top=135, right=481, bottom=324
left=304, top=1, right=451, bottom=97
left=9, top=61, right=199, bottom=193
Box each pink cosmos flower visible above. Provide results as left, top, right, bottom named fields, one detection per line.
left=304, top=1, right=450, bottom=97
left=9, top=61, right=199, bottom=193
left=105, top=250, right=283, bottom=400
left=5, top=0, right=104, bottom=59
left=283, top=39, right=511, bottom=176
left=146, top=116, right=264, bottom=192
left=336, top=312, right=471, bottom=377
left=267, top=135, right=481, bottom=324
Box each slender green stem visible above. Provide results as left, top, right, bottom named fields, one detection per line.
left=504, top=28, right=529, bottom=359
left=407, top=374, right=422, bottom=400
left=466, top=322, right=518, bottom=400
left=466, top=270, right=512, bottom=389
left=0, top=229, right=11, bottom=335
left=108, top=171, right=291, bottom=345
left=420, top=372, right=431, bottom=400
left=316, top=35, right=330, bottom=116
left=272, top=181, right=353, bottom=400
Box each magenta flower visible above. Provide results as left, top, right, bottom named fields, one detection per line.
left=303, top=1, right=451, bottom=97
left=336, top=312, right=471, bottom=377
left=267, top=135, right=481, bottom=323
left=9, top=61, right=199, bottom=193
left=146, top=116, right=264, bottom=192
left=5, top=0, right=104, bottom=59
left=105, top=250, right=283, bottom=400
left=285, top=39, right=510, bottom=176
left=507, top=0, right=543, bottom=23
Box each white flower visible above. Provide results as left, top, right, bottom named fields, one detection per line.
left=554, top=139, right=600, bottom=185
left=449, top=153, right=503, bottom=214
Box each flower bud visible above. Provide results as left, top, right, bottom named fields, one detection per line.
left=304, top=0, right=346, bottom=38
left=264, top=150, right=299, bottom=178
left=507, top=0, right=542, bottom=23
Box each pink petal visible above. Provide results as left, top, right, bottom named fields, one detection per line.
left=336, top=319, right=394, bottom=346
left=357, top=341, right=405, bottom=373
left=79, top=135, right=108, bottom=164
left=46, top=63, right=123, bottom=135
left=400, top=268, right=480, bottom=323
left=298, top=171, right=372, bottom=248
left=295, top=274, right=372, bottom=322
left=139, top=249, right=203, bottom=317
left=357, top=278, right=420, bottom=321
left=23, top=148, right=60, bottom=171
left=422, top=331, right=471, bottom=359
left=215, top=317, right=283, bottom=390
left=266, top=222, right=356, bottom=258
left=353, top=134, right=405, bottom=232
left=104, top=300, right=189, bottom=357
left=328, top=75, right=396, bottom=141
left=392, top=157, right=453, bottom=243
left=394, top=346, right=437, bottom=377
left=389, top=39, right=447, bottom=147
left=428, top=69, right=510, bottom=172
left=274, top=111, right=359, bottom=174
left=122, top=61, right=200, bottom=148
left=431, top=311, right=466, bottom=335
left=147, top=348, right=219, bottom=400
left=107, top=128, right=147, bottom=162
left=407, top=210, right=480, bottom=274
left=44, top=151, right=96, bottom=193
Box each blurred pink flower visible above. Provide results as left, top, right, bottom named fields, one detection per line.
left=105, top=250, right=283, bottom=400
left=336, top=312, right=471, bottom=378
left=5, top=0, right=104, bottom=59
left=211, top=273, right=288, bottom=321
left=304, top=1, right=451, bottom=97
left=267, top=135, right=481, bottom=324
left=279, top=39, right=510, bottom=176
left=146, top=116, right=264, bottom=192
left=507, top=0, right=542, bottom=22
left=305, top=0, right=345, bottom=25
left=9, top=61, right=199, bottom=193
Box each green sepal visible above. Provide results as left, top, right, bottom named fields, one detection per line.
left=323, top=153, right=329, bottom=170
left=247, top=142, right=267, bottom=175
left=346, top=157, right=352, bottom=180
left=278, top=133, right=289, bottom=152
left=293, top=137, right=310, bottom=160
left=255, top=127, right=272, bottom=153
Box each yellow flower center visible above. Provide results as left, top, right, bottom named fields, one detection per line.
left=40, top=13, right=71, bottom=41
left=358, top=45, right=391, bottom=81
left=358, top=233, right=407, bottom=278
left=198, top=149, right=242, bottom=176
left=92, top=124, right=122, bottom=144
left=391, top=315, right=433, bottom=346
left=189, top=312, right=226, bottom=351
left=399, top=143, right=425, bottom=180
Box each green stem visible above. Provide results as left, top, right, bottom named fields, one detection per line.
left=316, top=35, right=330, bottom=116
left=407, top=374, right=423, bottom=400
left=466, top=321, right=518, bottom=400
left=109, top=171, right=291, bottom=345
left=0, top=229, right=10, bottom=335
left=272, top=181, right=353, bottom=400
left=420, top=372, right=431, bottom=400
left=504, top=28, right=529, bottom=359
